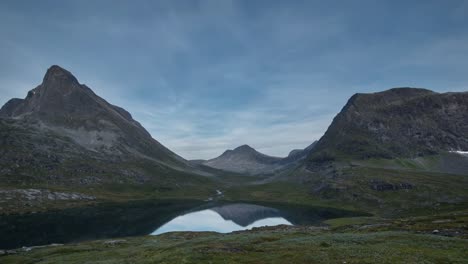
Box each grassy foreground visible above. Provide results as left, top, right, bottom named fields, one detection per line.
left=4, top=232, right=466, bottom=264
left=2, top=211, right=467, bottom=263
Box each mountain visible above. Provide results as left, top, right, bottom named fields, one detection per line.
left=201, top=145, right=282, bottom=175
left=201, top=142, right=317, bottom=175
left=0, top=66, right=182, bottom=163
left=0, top=65, right=210, bottom=187
left=309, top=88, right=468, bottom=161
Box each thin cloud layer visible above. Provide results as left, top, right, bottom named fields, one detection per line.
left=1, top=0, right=467, bottom=159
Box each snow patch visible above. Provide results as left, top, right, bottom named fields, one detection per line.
left=449, top=150, right=468, bottom=156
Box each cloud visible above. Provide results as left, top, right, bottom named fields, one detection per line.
left=1, top=1, right=467, bottom=160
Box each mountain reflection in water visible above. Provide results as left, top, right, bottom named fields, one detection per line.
left=0, top=200, right=365, bottom=249
left=152, top=204, right=292, bottom=234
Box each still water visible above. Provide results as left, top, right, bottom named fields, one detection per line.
left=152, top=203, right=293, bottom=234
left=0, top=200, right=365, bottom=249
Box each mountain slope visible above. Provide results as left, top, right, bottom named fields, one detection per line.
left=0, top=65, right=212, bottom=188
left=309, top=87, right=468, bottom=161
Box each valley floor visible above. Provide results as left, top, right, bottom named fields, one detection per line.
left=1, top=161, right=467, bottom=263
left=1, top=210, right=467, bottom=263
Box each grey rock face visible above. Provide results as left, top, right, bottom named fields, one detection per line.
left=309, top=87, right=468, bottom=160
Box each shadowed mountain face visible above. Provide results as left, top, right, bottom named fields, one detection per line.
left=309, top=88, right=468, bottom=161
left=201, top=143, right=316, bottom=175
left=0, top=65, right=210, bottom=186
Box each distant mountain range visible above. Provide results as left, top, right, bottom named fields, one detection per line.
left=196, top=142, right=317, bottom=175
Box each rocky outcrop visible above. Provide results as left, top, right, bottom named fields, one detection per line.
left=0, top=189, right=95, bottom=201
left=369, top=180, right=414, bottom=191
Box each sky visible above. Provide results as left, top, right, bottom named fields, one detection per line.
left=1, top=0, right=467, bottom=159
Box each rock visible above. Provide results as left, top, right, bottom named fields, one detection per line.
left=22, top=246, right=32, bottom=252
left=432, top=229, right=440, bottom=234
left=103, top=239, right=126, bottom=246
left=431, top=219, right=452, bottom=224
left=370, top=180, right=414, bottom=191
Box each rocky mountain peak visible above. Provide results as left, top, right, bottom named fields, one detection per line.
left=0, top=65, right=98, bottom=121
left=234, top=144, right=255, bottom=152
left=309, top=87, right=468, bottom=160
left=42, top=65, right=79, bottom=86
left=0, top=65, right=187, bottom=167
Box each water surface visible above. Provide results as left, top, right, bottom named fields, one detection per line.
left=0, top=200, right=365, bottom=249
left=152, top=203, right=293, bottom=234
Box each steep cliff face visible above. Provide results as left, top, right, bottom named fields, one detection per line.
left=309, top=88, right=468, bottom=160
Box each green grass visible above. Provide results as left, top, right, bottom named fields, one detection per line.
left=2, top=225, right=467, bottom=264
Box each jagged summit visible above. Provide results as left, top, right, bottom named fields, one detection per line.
left=0, top=65, right=91, bottom=119
left=43, top=65, right=80, bottom=85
